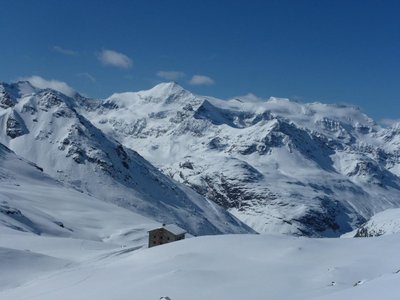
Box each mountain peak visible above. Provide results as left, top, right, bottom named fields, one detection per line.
left=140, top=81, right=189, bottom=98
left=154, top=81, right=182, bottom=89
left=105, top=82, right=193, bottom=108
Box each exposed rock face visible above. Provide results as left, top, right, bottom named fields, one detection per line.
left=0, top=84, right=17, bottom=109
left=6, top=112, right=29, bottom=139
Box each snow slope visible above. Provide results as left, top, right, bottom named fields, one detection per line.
left=0, top=141, right=161, bottom=241
left=314, top=272, right=400, bottom=300
left=83, top=82, right=400, bottom=236
left=0, top=81, right=252, bottom=236
left=0, top=247, right=70, bottom=290
left=1, top=232, right=399, bottom=300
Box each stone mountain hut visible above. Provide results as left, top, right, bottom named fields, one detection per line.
left=148, top=224, right=186, bottom=248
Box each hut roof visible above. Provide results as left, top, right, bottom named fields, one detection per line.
left=149, top=224, right=187, bottom=235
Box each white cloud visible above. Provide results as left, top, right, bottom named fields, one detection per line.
left=234, top=93, right=264, bottom=103
left=52, top=46, right=77, bottom=56
left=19, top=75, right=76, bottom=97
left=97, top=49, right=133, bottom=69
left=188, top=75, right=215, bottom=86
left=77, top=72, right=96, bottom=83
left=156, top=70, right=186, bottom=81
left=380, top=118, right=400, bottom=127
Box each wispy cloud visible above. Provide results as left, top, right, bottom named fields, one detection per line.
left=52, top=45, right=77, bottom=56
left=233, top=93, right=264, bottom=103
left=77, top=72, right=96, bottom=83
left=19, top=75, right=76, bottom=97
left=156, top=70, right=186, bottom=81
left=97, top=49, right=133, bottom=69
left=188, top=75, right=215, bottom=86
left=380, top=118, right=400, bottom=127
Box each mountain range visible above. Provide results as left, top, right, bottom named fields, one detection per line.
left=1, top=80, right=400, bottom=237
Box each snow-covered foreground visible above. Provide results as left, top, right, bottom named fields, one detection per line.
left=1, top=232, right=399, bottom=300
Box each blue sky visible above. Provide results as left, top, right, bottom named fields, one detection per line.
left=0, top=0, right=399, bottom=122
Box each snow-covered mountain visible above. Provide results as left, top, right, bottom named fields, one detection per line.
left=0, top=81, right=252, bottom=236
left=81, top=82, right=400, bottom=236
left=343, top=208, right=400, bottom=237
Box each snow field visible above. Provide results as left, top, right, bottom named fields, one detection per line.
left=1, top=233, right=399, bottom=300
